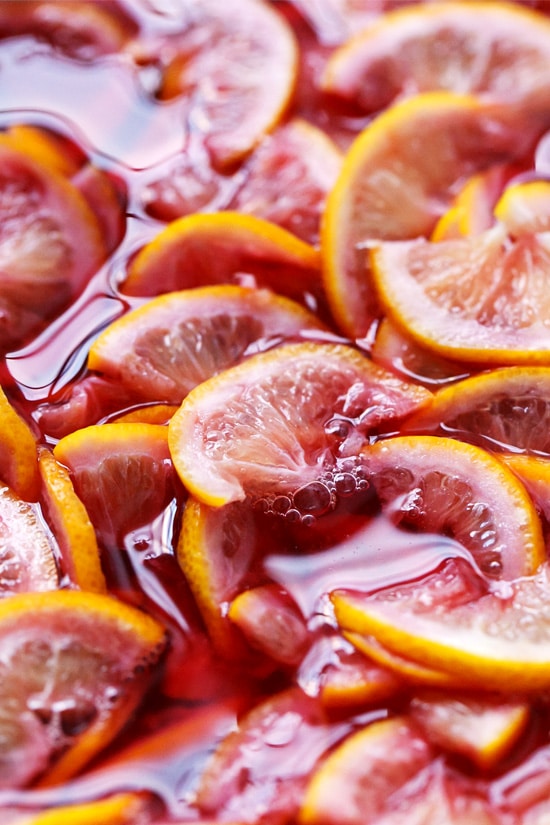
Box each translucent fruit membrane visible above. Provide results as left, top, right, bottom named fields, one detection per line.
left=3, top=1, right=550, bottom=824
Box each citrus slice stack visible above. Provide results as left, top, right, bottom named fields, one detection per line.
left=0, top=589, right=165, bottom=789
left=88, top=285, right=327, bottom=405
left=322, top=2, right=550, bottom=116
left=154, top=0, right=298, bottom=168
left=321, top=91, right=531, bottom=339
left=168, top=341, right=431, bottom=506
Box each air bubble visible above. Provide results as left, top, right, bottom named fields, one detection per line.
left=285, top=508, right=301, bottom=522
left=293, top=481, right=333, bottom=517
left=334, top=472, right=357, bottom=496
left=272, top=495, right=292, bottom=514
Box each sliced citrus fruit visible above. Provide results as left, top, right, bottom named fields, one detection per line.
left=38, top=447, right=106, bottom=594
left=0, top=123, right=82, bottom=178
left=153, top=0, right=298, bottom=168
left=359, top=434, right=545, bottom=579
left=431, top=165, right=511, bottom=242
left=0, top=142, right=106, bottom=351
left=297, top=632, right=402, bottom=708
left=493, top=179, right=550, bottom=236
left=0, top=588, right=166, bottom=789
left=321, top=2, right=550, bottom=115
left=53, top=423, right=175, bottom=547
left=230, top=118, right=343, bottom=246
left=228, top=584, right=310, bottom=666
left=0, top=384, right=40, bottom=500
left=503, top=453, right=550, bottom=525
left=194, top=687, right=343, bottom=824
left=112, top=403, right=178, bottom=426
left=410, top=691, right=530, bottom=771
left=332, top=558, right=550, bottom=692
left=177, top=496, right=258, bottom=657
left=0, top=484, right=58, bottom=595
left=321, top=91, right=532, bottom=339
left=168, top=341, right=431, bottom=507
left=120, top=212, right=321, bottom=308
left=300, top=716, right=433, bottom=825
left=7, top=792, right=154, bottom=825
left=370, top=223, right=550, bottom=364
left=404, top=366, right=550, bottom=456
left=88, top=285, right=327, bottom=405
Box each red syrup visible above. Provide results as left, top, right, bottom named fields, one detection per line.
left=1, top=2, right=550, bottom=823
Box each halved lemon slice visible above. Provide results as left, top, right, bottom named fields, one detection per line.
left=168, top=341, right=431, bottom=507
left=88, top=285, right=327, bottom=405
left=0, top=589, right=165, bottom=789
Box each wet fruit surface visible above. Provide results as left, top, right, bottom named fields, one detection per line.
left=3, top=1, right=550, bottom=823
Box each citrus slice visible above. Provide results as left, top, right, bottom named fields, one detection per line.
left=0, top=123, right=82, bottom=178
left=410, top=691, right=530, bottom=771
left=332, top=558, right=550, bottom=692
left=168, top=341, right=431, bottom=507
left=321, top=2, right=550, bottom=115
left=153, top=0, right=298, bottom=168
left=321, top=91, right=531, bottom=339
left=53, top=423, right=174, bottom=547
left=230, top=118, right=343, bottom=246
left=297, top=632, right=402, bottom=708
left=177, top=496, right=258, bottom=657
left=300, top=716, right=433, bottom=825
left=0, top=484, right=58, bottom=595
left=38, top=447, right=106, bottom=594
left=503, top=453, right=550, bottom=525
left=0, top=384, right=40, bottom=501
left=112, top=403, right=178, bottom=425
left=370, top=224, right=550, bottom=364
left=404, top=366, right=550, bottom=456
left=0, top=142, right=106, bottom=351
left=195, top=687, right=342, bottom=824
left=359, top=434, right=544, bottom=579
left=0, top=588, right=166, bottom=788
left=431, top=165, right=510, bottom=242
left=120, top=212, right=321, bottom=308
left=88, top=285, right=327, bottom=405
left=493, top=179, right=550, bottom=236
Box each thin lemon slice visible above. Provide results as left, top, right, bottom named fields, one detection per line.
left=0, top=589, right=166, bottom=789
left=155, top=0, right=298, bottom=167
left=168, top=341, right=431, bottom=507
left=405, top=366, right=550, bottom=455
left=38, top=447, right=106, bottom=593
left=321, top=92, right=530, bottom=339
left=322, top=2, right=550, bottom=115
left=361, top=435, right=544, bottom=579
left=300, top=717, right=433, bottom=825
left=332, top=560, right=550, bottom=692
left=120, top=212, right=321, bottom=306
left=0, top=384, right=39, bottom=500
left=89, top=285, right=327, bottom=405
left=370, top=226, right=550, bottom=364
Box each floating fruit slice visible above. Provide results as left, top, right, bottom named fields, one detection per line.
left=195, top=688, right=343, bottom=824
left=88, top=285, right=327, bottom=405
left=177, top=496, right=257, bottom=657
left=120, top=212, right=321, bottom=308
left=321, top=92, right=529, bottom=339
left=300, top=717, right=433, bottom=825
left=431, top=166, right=510, bottom=242
left=0, top=384, right=39, bottom=500
left=332, top=559, right=550, bottom=692
left=154, top=0, right=298, bottom=167
left=0, top=485, right=58, bottom=595
left=0, top=589, right=166, bottom=789
left=410, top=691, right=530, bottom=771
left=0, top=143, right=105, bottom=351
left=493, top=179, right=550, bottom=236
left=54, top=423, right=174, bottom=547
left=370, top=224, right=550, bottom=364
left=38, top=447, right=106, bottom=593
left=0, top=123, right=82, bottom=178
left=360, top=435, right=544, bottom=579
left=112, top=403, right=178, bottom=426
left=503, top=453, right=550, bottom=525
left=230, top=118, right=343, bottom=246
left=405, top=366, right=550, bottom=455
left=322, top=2, right=550, bottom=115
left=168, top=341, right=431, bottom=507
left=7, top=792, right=153, bottom=825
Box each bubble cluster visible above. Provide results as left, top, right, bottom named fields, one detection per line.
left=254, top=457, right=371, bottom=525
